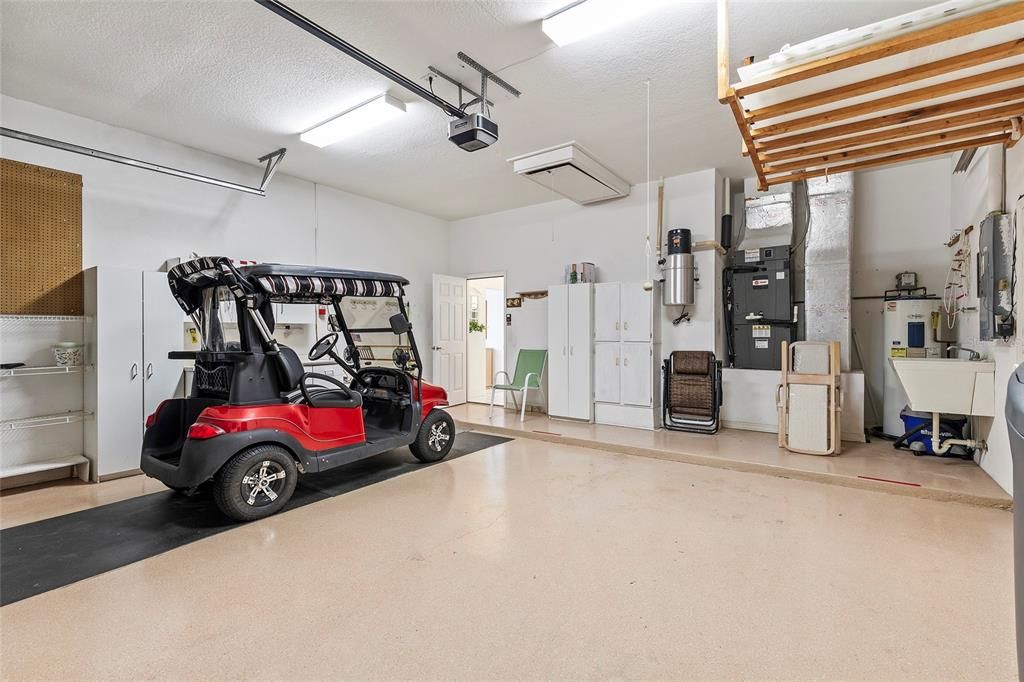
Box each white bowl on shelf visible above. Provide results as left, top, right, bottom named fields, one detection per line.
left=52, top=342, right=84, bottom=367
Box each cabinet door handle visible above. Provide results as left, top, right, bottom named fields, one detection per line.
left=623, top=322, right=629, bottom=330
left=146, top=362, right=154, bottom=379
left=615, top=356, right=619, bottom=366
left=615, top=322, right=619, bottom=330
left=569, top=346, right=574, bottom=356
left=624, top=357, right=629, bottom=366
left=130, top=362, right=139, bottom=380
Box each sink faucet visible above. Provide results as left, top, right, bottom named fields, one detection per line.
left=946, top=345, right=981, bottom=360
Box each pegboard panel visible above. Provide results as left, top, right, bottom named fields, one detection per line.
left=1, top=158, right=83, bottom=315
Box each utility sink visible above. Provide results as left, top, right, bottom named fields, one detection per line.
left=890, top=357, right=995, bottom=417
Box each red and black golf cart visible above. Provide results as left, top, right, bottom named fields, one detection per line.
left=141, top=256, right=454, bottom=521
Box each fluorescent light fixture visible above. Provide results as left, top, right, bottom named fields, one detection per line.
left=542, top=0, right=676, bottom=47
left=300, top=94, right=406, bottom=147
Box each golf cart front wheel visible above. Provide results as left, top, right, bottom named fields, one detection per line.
left=410, top=410, right=455, bottom=463
left=213, top=444, right=297, bottom=522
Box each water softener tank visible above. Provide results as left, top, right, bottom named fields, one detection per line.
left=662, top=228, right=694, bottom=306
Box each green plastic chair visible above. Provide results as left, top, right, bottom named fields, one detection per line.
left=490, top=349, right=548, bottom=422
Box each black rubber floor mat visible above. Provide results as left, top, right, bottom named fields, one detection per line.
left=1, top=431, right=511, bottom=606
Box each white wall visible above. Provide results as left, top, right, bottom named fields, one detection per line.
left=447, top=169, right=722, bottom=407
left=851, top=158, right=952, bottom=426
left=0, top=95, right=448, bottom=377
left=950, top=143, right=1024, bottom=495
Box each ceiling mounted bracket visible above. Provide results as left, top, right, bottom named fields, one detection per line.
left=427, top=66, right=493, bottom=111
left=257, top=147, right=287, bottom=192
left=457, top=52, right=522, bottom=98
left=455, top=51, right=521, bottom=120
left=0, top=127, right=287, bottom=197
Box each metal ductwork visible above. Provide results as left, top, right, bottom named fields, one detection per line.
left=803, top=173, right=853, bottom=371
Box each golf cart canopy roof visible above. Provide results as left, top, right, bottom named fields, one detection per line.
left=167, top=256, right=409, bottom=314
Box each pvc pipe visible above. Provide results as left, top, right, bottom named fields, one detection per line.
left=930, top=411, right=983, bottom=454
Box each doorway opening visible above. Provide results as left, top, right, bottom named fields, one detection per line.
left=466, top=275, right=505, bottom=404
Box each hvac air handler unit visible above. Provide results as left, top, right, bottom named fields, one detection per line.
left=725, top=245, right=795, bottom=370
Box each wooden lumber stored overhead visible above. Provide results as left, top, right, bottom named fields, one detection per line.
left=718, top=0, right=1024, bottom=190
left=766, top=133, right=1011, bottom=186
left=732, top=3, right=1024, bottom=97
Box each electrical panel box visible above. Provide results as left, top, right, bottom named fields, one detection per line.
left=732, top=322, right=796, bottom=371
left=978, top=212, right=1015, bottom=341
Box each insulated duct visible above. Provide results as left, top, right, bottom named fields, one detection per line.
left=803, top=173, right=853, bottom=371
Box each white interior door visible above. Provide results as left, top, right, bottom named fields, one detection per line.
left=593, top=283, right=620, bottom=342
left=547, top=285, right=569, bottom=417
left=567, top=284, right=593, bottom=420
left=620, top=283, right=652, bottom=342
left=593, top=342, right=620, bottom=404
left=432, top=274, right=467, bottom=405
left=620, top=342, right=652, bottom=406
left=143, top=271, right=186, bottom=419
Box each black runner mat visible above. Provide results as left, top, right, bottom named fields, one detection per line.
left=1, top=432, right=511, bottom=606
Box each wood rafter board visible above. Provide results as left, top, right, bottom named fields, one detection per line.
left=717, top=0, right=1024, bottom=191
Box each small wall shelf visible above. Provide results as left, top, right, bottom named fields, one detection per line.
left=1, top=365, right=90, bottom=378
left=0, top=411, right=93, bottom=432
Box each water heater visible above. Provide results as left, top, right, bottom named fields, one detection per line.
left=662, top=228, right=694, bottom=306
left=881, top=296, right=942, bottom=437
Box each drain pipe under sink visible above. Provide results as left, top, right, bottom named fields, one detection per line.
left=930, top=411, right=985, bottom=454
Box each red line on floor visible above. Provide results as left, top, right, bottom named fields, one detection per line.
left=857, top=475, right=921, bottom=487
left=532, top=430, right=562, bottom=436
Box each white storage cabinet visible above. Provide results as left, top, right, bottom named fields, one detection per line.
left=85, top=268, right=185, bottom=480
left=593, top=282, right=660, bottom=430
left=547, top=283, right=594, bottom=421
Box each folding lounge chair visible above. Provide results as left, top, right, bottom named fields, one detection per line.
left=776, top=340, right=842, bottom=455
left=662, top=351, right=722, bottom=434
left=490, top=349, right=547, bottom=422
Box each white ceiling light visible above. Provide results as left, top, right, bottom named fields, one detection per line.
left=542, top=0, right=676, bottom=47
left=300, top=94, right=406, bottom=148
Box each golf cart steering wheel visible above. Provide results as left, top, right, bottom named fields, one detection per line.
left=308, top=332, right=339, bottom=361
left=308, top=332, right=369, bottom=388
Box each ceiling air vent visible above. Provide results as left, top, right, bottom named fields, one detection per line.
left=508, top=142, right=630, bottom=205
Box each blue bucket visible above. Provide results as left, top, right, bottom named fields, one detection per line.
left=899, top=408, right=969, bottom=455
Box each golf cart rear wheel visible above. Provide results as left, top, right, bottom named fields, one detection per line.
left=213, top=444, right=297, bottom=522
left=410, top=410, right=455, bottom=463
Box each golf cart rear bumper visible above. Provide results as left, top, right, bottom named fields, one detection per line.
left=141, top=428, right=327, bottom=489
left=141, top=434, right=253, bottom=489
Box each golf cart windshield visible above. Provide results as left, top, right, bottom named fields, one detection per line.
left=339, top=296, right=415, bottom=369
left=200, top=286, right=242, bottom=352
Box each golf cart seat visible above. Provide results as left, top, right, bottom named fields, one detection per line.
left=277, top=344, right=306, bottom=394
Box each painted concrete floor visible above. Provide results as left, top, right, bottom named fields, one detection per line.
left=452, top=403, right=1013, bottom=508
left=0, top=436, right=1014, bottom=680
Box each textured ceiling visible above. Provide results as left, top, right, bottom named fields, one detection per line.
left=0, top=0, right=934, bottom=220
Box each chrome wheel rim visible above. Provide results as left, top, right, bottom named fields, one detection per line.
left=241, top=460, right=287, bottom=507
left=428, top=421, right=450, bottom=452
